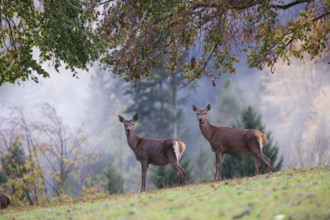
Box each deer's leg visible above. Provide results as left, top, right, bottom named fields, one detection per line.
left=215, top=151, right=223, bottom=181
left=257, top=153, right=271, bottom=174
left=171, top=161, right=185, bottom=186
left=248, top=140, right=272, bottom=174
left=140, top=162, right=149, bottom=192
left=256, top=154, right=272, bottom=174
left=168, top=158, right=185, bottom=186
left=167, top=147, right=186, bottom=186
left=253, top=156, right=260, bottom=175
left=178, top=163, right=186, bottom=185
left=261, top=155, right=272, bottom=174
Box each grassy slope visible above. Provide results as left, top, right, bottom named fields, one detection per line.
left=1, top=166, right=329, bottom=220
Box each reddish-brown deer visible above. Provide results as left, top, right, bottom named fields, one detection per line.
left=119, top=113, right=186, bottom=192
left=0, top=191, right=10, bottom=209
left=192, top=104, right=272, bottom=181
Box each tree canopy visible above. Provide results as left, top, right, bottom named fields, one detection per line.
left=0, top=0, right=101, bottom=85
left=100, top=0, right=329, bottom=82
left=1, top=0, right=329, bottom=85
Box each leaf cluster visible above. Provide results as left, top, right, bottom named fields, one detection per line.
left=99, top=0, right=329, bottom=82
left=0, top=0, right=102, bottom=85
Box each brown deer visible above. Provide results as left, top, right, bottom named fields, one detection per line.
left=192, top=104, right=272, bottom=181
left=0, top=191, right=11, bottom=209
left=119, top=113, right=186, bottom=192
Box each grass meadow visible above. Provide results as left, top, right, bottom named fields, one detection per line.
left=1, top=165, right=329, bottom=220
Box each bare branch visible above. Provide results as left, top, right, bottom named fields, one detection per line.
left=271, top=0, right=312, bottom=10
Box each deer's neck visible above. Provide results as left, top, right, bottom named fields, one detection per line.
left=199, top=120, right=215, bottom=140
left=126, top=132, right=140, bottom=150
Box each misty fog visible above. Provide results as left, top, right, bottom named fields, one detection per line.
left=0, top=58, right=329, bottom=194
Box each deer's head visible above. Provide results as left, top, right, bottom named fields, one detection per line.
left=119, top=114, right=138, bottom=134
left=192, top=104, right=211, bottom=124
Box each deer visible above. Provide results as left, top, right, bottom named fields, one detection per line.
left=192, top=104, right=272, bottom=181
left=119, top=113, right=186, bottom=192
left=0, top=191, right=10, bottom=209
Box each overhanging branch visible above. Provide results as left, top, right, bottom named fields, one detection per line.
left=271, top=0, right=311, bottom=10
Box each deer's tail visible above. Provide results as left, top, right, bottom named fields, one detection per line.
left=262, top=133, right=267, bottom=145
left=257, top=133, right=267, bottom=152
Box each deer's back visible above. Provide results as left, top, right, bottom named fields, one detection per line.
left=136, top=137, right=178, bottom=165
left=212, top=127, right=264, bottom=155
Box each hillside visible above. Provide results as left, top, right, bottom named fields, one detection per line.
left=1, top=165, right=329, bottom=220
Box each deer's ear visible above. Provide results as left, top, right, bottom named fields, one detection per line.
left=192, top=104, right=197, bottom=112
left=133, top=113, right=138, bottom=122
left=119, top=115, right=124, bottom=123
left=206, top=104, right=211, bottom=111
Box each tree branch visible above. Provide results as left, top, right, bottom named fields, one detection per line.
left=3, top=13, right=17, bottom=51
left=271, top=0, right=311, bottom=10
left=98, top=0, right=115, bottom=6
left=313, top=11, right=330, bottom=22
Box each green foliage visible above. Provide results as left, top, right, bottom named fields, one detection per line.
left=0, top=171, right=8, bottom=184
left=151, top=157, right=193, bottom=189
left=0, top=0, right=102, bottom=85
left=2, top=1, right=327, bottom=85
left=0, top=137, right=37, bottom=206
left=101, top=163, right=124, bottom=194
left=1, top=138, right=28, bottom=178
left=0, top=104, right=98, bottom=206
left=221, top=106, right=283, bottom=179
left=100, top=0, right=329, bottom=82
left=83, top=162, right=124, bottom=195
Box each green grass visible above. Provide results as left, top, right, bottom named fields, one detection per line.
left=1, top=165, right=330, bottom=220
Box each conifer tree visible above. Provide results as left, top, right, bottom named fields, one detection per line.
left=0, top=137, right=35, bottom=205
left=101, top=163, right=124, bottom=194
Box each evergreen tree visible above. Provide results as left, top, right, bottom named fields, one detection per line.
left=0, top=137, right=35, bottom=205
left=0, top=169, right=7, bottom=184
left=1, top=138, right=29, bottom=180
left=101, top=163, right=125, bottom=194
left=221, top=106, right=282, bottom=179
left=125, top=68, right=187, bottom=138
left=84, top=162, right=125, bottom=195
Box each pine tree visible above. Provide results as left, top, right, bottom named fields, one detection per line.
left=0, top=137, right=35, bottom=205
left=125, top=68, right=188, bottom=138
left=101, top=163, right=125, bottom=194
left=1, top=138, right=29, bottom=180
left=221, top=106, right=282, bottom=179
